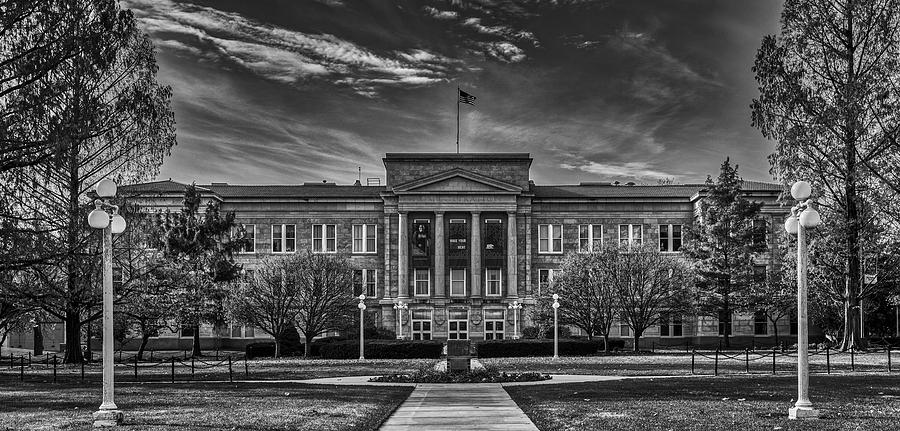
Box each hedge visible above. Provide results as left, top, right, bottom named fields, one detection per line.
left=319, top=340, right=444, bottom=359
left=475, top=339, right=603, bottom=358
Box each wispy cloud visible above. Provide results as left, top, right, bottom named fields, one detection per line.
left=560, top=161, right=675, bottom=181
left=124, top=0, right=459, bottom=96
left=423, top=6, right=458, bottom=20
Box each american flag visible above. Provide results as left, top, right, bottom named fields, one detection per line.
left=458, top=89, right=476, bottom=106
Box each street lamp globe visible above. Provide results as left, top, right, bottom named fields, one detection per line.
left=88, top=209, right=110, bottom=229
left=784, top=215, right=799, bottom=235
left=791, top=181, right=811, bottom=201
left=799, top=207, right=821, bottom=229
left=110, top=214, right=127, bottom=234
left=552, top=293, right=559, bottom=301
left=96, top=179, right=117, bottom=198
left=357, top=302, right=366, bottom=310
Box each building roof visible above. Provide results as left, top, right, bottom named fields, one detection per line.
left=531, top=180, right=781, bottom=199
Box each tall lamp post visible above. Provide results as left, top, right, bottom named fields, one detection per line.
left=552, top=294, right=560, bottom=359
left=783, top=180, right=821, bottom=420
left=508, top=301, right=522, bottom=340
left=87, top=179, right=126, bottom=427
left=393, top=300, right=408, bottom=340
left=357, top=294, right=366, bottom=360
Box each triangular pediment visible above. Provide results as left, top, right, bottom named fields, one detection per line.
left=393, top=168, right=522, bottom=194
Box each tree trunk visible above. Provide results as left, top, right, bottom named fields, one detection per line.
left=274, top=338, right=281, bottom=359
left=84, top=318, right=92, bottom=362
left=33, top=324, right=44, bottom=356
left=191, top=324, right=202, bottom=357
left=63, top=310, right=83, bottom=363
left=772, top=319, right=780, bottom=347
left=603, top=334, right=610, bottom=353
left=137, top=333, right=151, bottom=360
left=304, top=332, right=313, bottom=358
left=633, top=331, right=642, bottom=352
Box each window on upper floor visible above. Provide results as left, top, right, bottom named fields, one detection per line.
left=312, top=224, right=336, bottom=253
left=353, top=269, right=377, bottom=297
left=538, top=224, right=563, bottom=253
left=239, top=224, right=256, bottom=253
left=272, top=224, right=296, bottom=253
left=578, top=224, right=603, bottom=253
left=485, top=268, right=502, bottom=296
left=659, top=224, right=682, bottom=252
left=352, top=224, right=377, bottom=254
left=618, top=224, right=643, bottom=246
left=537, top=268, right=558, bottom=296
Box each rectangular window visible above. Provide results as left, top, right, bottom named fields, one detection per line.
left=753, top=265, right=767, bottom=283
left=789, top=309, right=798, bottom=335
left=718, top=311, right=732, bottom=336
left=448, top=309, right=469, bottom=340
left=272, top=224, right=296, bottom=253
left=538, top=269, right=557, bottom=296
left=484, top=309, right=505, bottom=340
left=753, top=218, right=768, bottom=246
left=619, top=224, right=643, bottom=245
left=229, top=324, right=255, bottom=339
left=578, top=224, right=603, bottom=253
left=239, top=224, right=256, bottom=253
left=619, top=322, right=630, bottom=337
left=538, top=224, right=563, bottom=253
left=112, top=266, right=124, bottom=292
left=658, top=224, right=682, bottom=252
left=450, top=268, right=466, bottom=296
left=414, top=268, right=430, bottom=296
left=411, top=309, right=432, bottom=340
left=659, top=315, right=683, bottom=337
left=485, top=269, right=502, bottom=296
left=312, top=224, right=337, bottom=253
left=754, top=311, right=768, bottom=335
left=352, top=224, right=377, bottom=253
left=353, top=269, right=378, bottom=297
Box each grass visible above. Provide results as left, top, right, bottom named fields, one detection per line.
left=0, top=357, right=440, bottom=383
left=0, top=381, right=412, bottom=431
left=506, top=374, right=900, bottom=431
left=482, top=349, right=896, bottom=376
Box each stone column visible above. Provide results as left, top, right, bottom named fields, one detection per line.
left=434, top=212, right=445, bottom=298
left=470, top=211, right=481, bottom=298
left=382, top=213, right=391, bottom=299
left=398, top=211, right=408, bottom=299
left=507, top=211, right=518, bottom=298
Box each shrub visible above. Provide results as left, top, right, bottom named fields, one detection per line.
left=319, top=340, right=443, bottom=359
left=522, top=326, right=541, bottom=339
left=475, top=339, right=601, bottom=358
left=370, top=364, right=551, bottom=383
left=542, top=326, right=572, bottom=339
left=599, top=339, right=626, bottom=351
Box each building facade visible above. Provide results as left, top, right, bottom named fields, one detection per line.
left=3, top=152, right=794, bottom=352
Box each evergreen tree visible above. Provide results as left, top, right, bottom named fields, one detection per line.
left=683, top=158, right=766, bottom=348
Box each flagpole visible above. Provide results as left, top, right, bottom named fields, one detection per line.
left=456, top=87, right=460, bottom=154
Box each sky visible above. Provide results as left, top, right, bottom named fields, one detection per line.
left=122, top=0, right=785, bottom=186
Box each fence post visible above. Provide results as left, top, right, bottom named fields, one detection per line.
left=745, top=349, right=750, bottom=374
left=651, top=342, right=655, bottom=353
left=714, top=349, right=719, bottom=376
left=826, top=347, right=831, bottom=374
left=244, top=355, right=249, bottom=377
left=134, top=355, right=139, bottom=381
left=191, top=357, right=195, bottom=380
left=888, top=345, right=892, bottom=373
left=228, top=356, right=233, bottom=383
left=691, top=349, right=695, bottom=375
left=851, top=346, right=855, bottom=372
left=772, top=346, right=776, bottom=375
left=150, top=350, right=154, bottom=361
left=171, top=357, right=175, bottom=383
left=52, top=355, right=57, bottom=383
left=81, top=360, right=85, bottom=382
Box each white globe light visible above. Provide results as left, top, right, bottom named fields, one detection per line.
left=357, top=302, right=366, bottom=310
left=799, top=207, right=822, bottom=229
left=358, top=294, right=366, bottom=301
left=791, top=181, right=811, bottom=201
left=88, top=209, right=110, bottom=229
left=96, top=178, right=117, bottom=198
left=552, top=302, right=560, bottom=309
left=110, top=214, right=126, bottom=234
left=784, top=216, right=798, bottom=235
left=552, top=293, right=559, bottom=300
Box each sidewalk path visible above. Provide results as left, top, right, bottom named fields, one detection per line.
left=379, top=383, right=539, bottom=431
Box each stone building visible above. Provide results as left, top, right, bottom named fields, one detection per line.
left=3, top=152, right=795, bottom=352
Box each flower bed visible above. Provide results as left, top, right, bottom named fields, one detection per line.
left=369, top=364, right=551, bottom=383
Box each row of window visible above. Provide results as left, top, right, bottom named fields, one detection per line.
left=412, top=268, right=504, bottom=296
left=239, top=223, right=377, bottom=254
left=406, top=309, right=508, bottom=340
left=539, top=223, right=683, bottom=254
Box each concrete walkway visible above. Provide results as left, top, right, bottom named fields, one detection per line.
left=379, top=383, right=539, bottom=431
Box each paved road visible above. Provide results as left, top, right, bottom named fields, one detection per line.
left=379, top=383, right=539, bottom=431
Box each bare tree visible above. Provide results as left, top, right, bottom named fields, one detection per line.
left=292, top=251, right=355, bottom=358
left=229, top=255, right=306, bottom=358
left=552, top=249, right=617, bottom=351
left=611, top=244, right=694, bottom=352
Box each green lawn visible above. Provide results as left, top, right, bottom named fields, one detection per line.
left=506, top=375, right=900, bottom=431
left=0, top=382, right=412, bottom=430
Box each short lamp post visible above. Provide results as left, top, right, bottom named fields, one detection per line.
left=357, top=294, right=366, bottom=360
left=87, top=179, right=126, bottom=428
left=508, top=301, right=522, bottom=340
left=393, top=300, right=408, bottom=340
left=783, top=180, right=821, bottom=420
left=552, top=294, right=560, bottom=359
